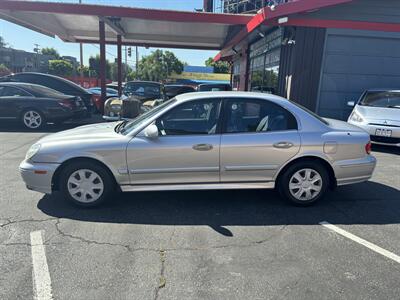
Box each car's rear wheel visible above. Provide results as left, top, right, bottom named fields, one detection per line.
left=59, top=161, right=115, bottom=207
left=21, top=109, right=45, bottom=130
left=278, top=161, right=329, bottom=206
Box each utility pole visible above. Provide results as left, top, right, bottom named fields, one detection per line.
left=33, top=43, right=40, bottom=72
left=135, top=46, right=139, bottom=74
left=124, top=46, right=128, bottom=81
left=79, top=0, right=83, bottom=78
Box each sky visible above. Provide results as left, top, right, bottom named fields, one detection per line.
left=0, top=0, right=219, bottom=67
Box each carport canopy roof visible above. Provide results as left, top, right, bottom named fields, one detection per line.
left=0, top=0, right=253, bottom=50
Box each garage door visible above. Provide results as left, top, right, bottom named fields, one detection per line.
left=317, top=29, right=400, bottom=120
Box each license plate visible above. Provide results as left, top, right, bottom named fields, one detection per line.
left=375, top=128, right=392, bottom=137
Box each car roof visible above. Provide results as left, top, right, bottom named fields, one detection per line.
left=4, top=72, right=90, bottom=94
left=126, top=80, right=161, bottom=85
left=366, top=88, right=400, bottom=92
left=174, top=91, right=288, bottom=103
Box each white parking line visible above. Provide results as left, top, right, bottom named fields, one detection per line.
left=30, top=231, right=53, bottom=300
left=320, top=221, right=400, bottom=264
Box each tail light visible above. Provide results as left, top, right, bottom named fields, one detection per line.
left=365, top=141, right=372, bottom=154
left=59, top=99, right=74, bottom=109
left=91, top=94, right=103, bottom=113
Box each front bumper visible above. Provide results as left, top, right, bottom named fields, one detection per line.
left=333, top=155, right=377, bottom=186
left=348, top=121, right=400, bottom=147
left=19, top=160, right=60, bottom=194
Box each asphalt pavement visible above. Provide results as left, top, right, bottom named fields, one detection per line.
left=0, top=121, right=399, bottom=300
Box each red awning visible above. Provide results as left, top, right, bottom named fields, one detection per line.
left=0, top=0, right=253, bottom=50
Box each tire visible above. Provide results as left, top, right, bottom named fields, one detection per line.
left=21, top=109, right=45, bottom=130
left=59, top=161, right=115, bottom=207
left=278, top=161, right=329, bottom=206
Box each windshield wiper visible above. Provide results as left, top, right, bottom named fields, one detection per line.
left=387, top=105, right=400, bottom=109
left=114, top=119, right=128, bottom=133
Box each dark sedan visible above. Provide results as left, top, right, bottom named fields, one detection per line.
left=0, top=82, right=86, bottom=129
left=0, top=72, right=94, bottom=115
left=164, top=84, right=196, bottom=99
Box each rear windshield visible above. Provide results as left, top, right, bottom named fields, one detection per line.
left=359, top=91, right=400, bottom=108
left=25, top=85, right=64, bottom=97
left=289, top=101, right=329, bottom=125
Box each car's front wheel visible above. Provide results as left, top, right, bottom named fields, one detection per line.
left=59, top=161, right=115, bottom=207
left=21, top=109, right=45, bottom=130
left=278, top=161, right=329, bottom=206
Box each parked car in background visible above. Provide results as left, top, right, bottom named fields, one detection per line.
left=103, top=81, right=165, bottom=121
left=0, top=82, right=86, bottom=129
left=197, top=83, right=231, bottom=92
left=164, top=84, right=196, bottom=99
left=87, top=87, right=119, bottom=113
left=21, top=91, right=376, bottom=207
left=0, top=72, right=94, bottom=116
left=107, top=82, right=124, bottom=91
left=348, top=89, right=400, bottom=147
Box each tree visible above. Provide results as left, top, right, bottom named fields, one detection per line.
left=110, top=62, right=132, bottom=81
left=41, top=47, right=60, bottom=59
left=48, top=60, right=73, bottom=76
left=136, top=50, right=184, bottom=82
left=77, top=65, right=91, bottom=77
left=0, top=36, right=6, bottom=48
left=89, top=54, right=111, bottom=79
left=0, top=64, right=11, bottom=76
left=205, top=57, right=230, bottom=74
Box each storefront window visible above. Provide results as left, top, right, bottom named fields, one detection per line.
left=248, top=28, right=282, bottom=94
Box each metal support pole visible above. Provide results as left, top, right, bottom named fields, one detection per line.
left=99, top=19, right=106, bottom=103
left=79, top=0, right=83, bottom=78
left=117, top=34, right=122, bottom=96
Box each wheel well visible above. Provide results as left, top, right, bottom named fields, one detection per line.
left=20, top=107, right=45, bottom=119
left=275, top=156, right=337, bottom=189
left=51, top=157, right=117, bottom=191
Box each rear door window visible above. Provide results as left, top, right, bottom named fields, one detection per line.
left=222, top=98, right=298, bottom=133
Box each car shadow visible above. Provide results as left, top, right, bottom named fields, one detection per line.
left=37, top=181, right=400, bottom=236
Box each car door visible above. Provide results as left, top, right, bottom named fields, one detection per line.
left=0, top=86, right=31, bottom=118
left=220, top=98, right=301, bottom=182
left=126, top=98, right=222, bottom=185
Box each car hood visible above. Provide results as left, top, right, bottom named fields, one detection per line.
left=39, top=122, right=121, bottom=143
left=356, top=105, right=400, bottom=121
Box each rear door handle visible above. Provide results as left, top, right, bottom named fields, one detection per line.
left=273, top=142, right=294, bottom=149
left=193, top=144, right=213, bottom=151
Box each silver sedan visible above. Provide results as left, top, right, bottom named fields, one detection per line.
left=20, top=92, right=376, bottom=207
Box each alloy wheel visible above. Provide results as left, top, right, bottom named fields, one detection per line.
left=23, top=110, right=42, bottom=129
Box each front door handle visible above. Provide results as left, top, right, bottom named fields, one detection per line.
left=193, top=144, right=213, bottom=151
left=273, top=141, right=294, bottom=149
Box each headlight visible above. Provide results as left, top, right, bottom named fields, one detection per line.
left=25, top=144, right=41, bottom=160
left=349, top=111, right=364, bottom=123
left=111, top=104, right=122, bottom=111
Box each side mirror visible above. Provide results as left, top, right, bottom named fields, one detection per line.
left=347, top=101, right=356, bottom=107
left=144, top=124, right=159, bottom=138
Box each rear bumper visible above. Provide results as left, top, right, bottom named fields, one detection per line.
left=348, top=121, right=400, bottom=147
left=19, top=160, right=60, bottom=194
left=333, top=155, right=377, bottom=186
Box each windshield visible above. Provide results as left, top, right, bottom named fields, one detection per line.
left=359, top=91, right=400, bottom=108
left=118, top=98, right=176, bottom=135
left=123, top=82, right=161, bottom=97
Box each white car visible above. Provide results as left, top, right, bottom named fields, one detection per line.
left=348, top=89, right=400, bottom=147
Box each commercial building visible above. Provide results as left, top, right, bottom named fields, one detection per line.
left=0, top=46, right=55, bottom=73
left=208, top=0, right=400, bottom=120
left=2, top=0, right=400, bottom=119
